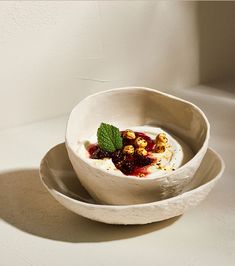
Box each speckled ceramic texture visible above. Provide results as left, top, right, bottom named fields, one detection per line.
left=40, top=143, right=224, bottom=225
left=65, top=87, right=210, bottom=205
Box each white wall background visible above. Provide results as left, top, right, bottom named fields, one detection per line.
left=0, top=1, right=234, bottom=130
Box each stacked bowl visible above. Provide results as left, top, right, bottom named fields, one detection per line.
left=40, top=87, right=224, bottom=224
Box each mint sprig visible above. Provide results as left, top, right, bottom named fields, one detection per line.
left=97, top=123, right=123, bottom=152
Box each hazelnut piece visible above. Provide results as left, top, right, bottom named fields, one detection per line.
left=155, top=143, right=166, bottom=153
left=134, top=137, right=148, bottom=148
left=122, top=129, right=136, bottom=140
left=123, top=145, right=135, bottom=155
left=135, top=147, right=148, bottom=157
left=156, top=133, right=168, bottom=144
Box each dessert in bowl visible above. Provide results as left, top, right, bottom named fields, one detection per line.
left=79, top=125, right=193, bottom=178
left=65, top=87, right=210, bottom=205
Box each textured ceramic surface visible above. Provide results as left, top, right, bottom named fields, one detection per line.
left=65, top=87, right=210, bottom=205
left=40, top=143, right=224, bottom=225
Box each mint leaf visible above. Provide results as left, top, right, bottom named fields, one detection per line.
left=111, top=125, right=123, bottom=150
left=97, top=123, right=123, bottom=152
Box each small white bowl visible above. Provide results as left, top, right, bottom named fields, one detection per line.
left=65, top=87, right=210, bottom=205
left=40, top=143, right=224, bottom=225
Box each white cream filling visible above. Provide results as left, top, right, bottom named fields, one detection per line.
left=77, top=125, right=193, bottom=177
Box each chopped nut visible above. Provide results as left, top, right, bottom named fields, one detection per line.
left=123, top=145, right=135, bottom=155
left=122, top=129, right=136, bottom=140
left=134, top=137, right=148, bottom=148
left=155, top=143, right=166, bottom=153
left=156, top=133, right=168, bottom=144
left=135, top=147, right=148, bottom=157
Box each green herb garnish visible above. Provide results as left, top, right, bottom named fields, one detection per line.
left=97, top=123, right=123, bottom=152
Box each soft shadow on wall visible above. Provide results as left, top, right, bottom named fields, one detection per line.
left=197, top=2, right=235, bottom=84
left=0, top=1, right=200, bottom=129
left=0, top=1, right=234, bottom=130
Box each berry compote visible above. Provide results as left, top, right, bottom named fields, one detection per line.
left=87, top=132, right=156, bottom=177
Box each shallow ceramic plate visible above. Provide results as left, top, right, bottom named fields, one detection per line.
left=40, top=143, right=224, bottom=225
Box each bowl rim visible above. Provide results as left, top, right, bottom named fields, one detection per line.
left=65, top=87, right=210, bottom=181
left=40, top=146, right=225, bottom=209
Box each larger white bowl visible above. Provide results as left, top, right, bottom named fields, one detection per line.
left=40, top=144, right=224, bottom=225
left=66, top=87, right=210, bottom=205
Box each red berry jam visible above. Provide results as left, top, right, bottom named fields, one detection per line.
left=88, top=144, right=99, bottom=155
left=87, top=131, right=156, bottom=177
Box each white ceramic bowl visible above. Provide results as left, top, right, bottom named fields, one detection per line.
left=40, top=143, right=224, bottom=225
left=65, top=87, right=210, bottom=205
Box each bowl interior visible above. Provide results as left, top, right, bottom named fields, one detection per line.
left=66, top=87, right=209, bottom=155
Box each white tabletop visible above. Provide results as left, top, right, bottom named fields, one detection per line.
left=0, top=82, right=234, bottom=266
